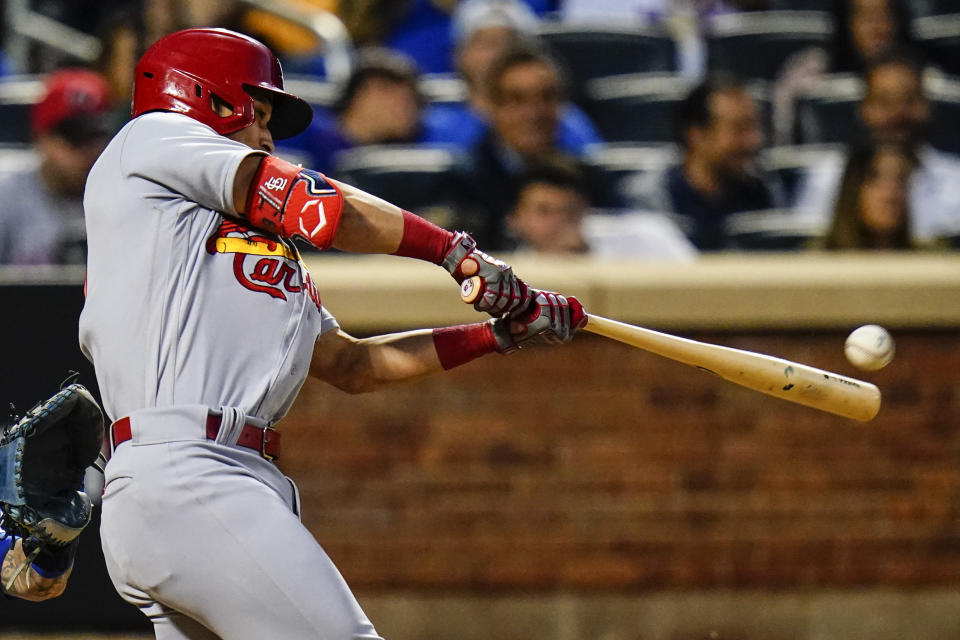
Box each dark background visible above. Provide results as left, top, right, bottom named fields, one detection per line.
left=1, top=284, right=148, bottom=632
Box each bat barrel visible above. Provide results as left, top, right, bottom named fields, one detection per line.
left=585, top=315, right=881, bottom=422
left=458, top=281, right=881, bottom=421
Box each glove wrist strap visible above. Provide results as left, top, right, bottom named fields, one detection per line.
left=391, top=210, right=456, bottom=264
left=432, top=322, right=504, bottom=370
left=440, top=232, right=477, bottom=281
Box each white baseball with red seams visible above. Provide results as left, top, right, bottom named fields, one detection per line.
left=844, top=324, right=895, bottom=371
left=80, top=112, right=383, bottom=639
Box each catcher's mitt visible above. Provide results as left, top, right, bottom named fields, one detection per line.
left=0, top=382, right=105, bottom=547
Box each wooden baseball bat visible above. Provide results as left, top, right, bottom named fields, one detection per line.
left=460, top=277, right=881, bottom=422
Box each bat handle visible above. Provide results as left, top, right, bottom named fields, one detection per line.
left=460, top=276, right=483, bottom=304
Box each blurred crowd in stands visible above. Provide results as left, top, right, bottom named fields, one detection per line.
left=1, top=0, right=959, bottom=266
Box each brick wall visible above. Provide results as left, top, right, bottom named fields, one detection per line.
left=279, top=330, right=960, bottom=590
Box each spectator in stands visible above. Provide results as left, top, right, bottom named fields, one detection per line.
left=828, top=0, right=915, bottom=74
left=423, top=0, right=601, bottom=153
left=508, top=156, right=592, bottom=254
left=630, top=74, right=783, bottom=251
left=773, top=0, right=919, bottom=145
left=453, top=43, right=596, bottom=249
left=508, top=155, right=696, bottom=259
left=794, top=52, right=960, bottom=241
left=819, top=140, right=929, bottom=250
left=278, top=47, right=424, bottom=173
left=0, top=69, right=113, bottom=265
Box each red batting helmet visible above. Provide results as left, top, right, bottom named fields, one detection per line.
left=132, top=28, right=312, bottom=139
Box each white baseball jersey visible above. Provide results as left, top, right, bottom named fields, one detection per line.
left=81, top=112, right=383, bottom=640
left=80, top=111, right=337, bottom=424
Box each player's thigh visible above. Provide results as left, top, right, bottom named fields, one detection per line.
left=177, top=476, right=382, bottom=640
left=102, top=442, right=382, bottom=639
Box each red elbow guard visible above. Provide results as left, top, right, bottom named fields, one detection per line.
left=245, top=155, right=344, bottom=250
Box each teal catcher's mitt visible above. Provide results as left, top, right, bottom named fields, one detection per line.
left=0, top=383, right=105, bottom=546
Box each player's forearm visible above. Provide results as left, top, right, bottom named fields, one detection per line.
left=353, top=330, right=447, bottom=391
left=328, top=179, right=405, bottom=254
left=311, top=323, right=506, bottom=393
left=0, top=538, right=72, bottom=602
left=312, top=329, right=443, bottom=393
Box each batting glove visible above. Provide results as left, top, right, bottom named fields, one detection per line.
left=498, top=289, right=587, bottom=350
left=442, top=232, right=531, bottom=315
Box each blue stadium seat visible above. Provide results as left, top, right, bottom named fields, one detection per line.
left=794, top=74, right=864, bottom=145
left=0, top=75, right=43, bottom=144
left=706, top=11, right=833, bottom=81
left=911, top=14, right=960, bottom=77
left=536, top=22, right=677, bottom=104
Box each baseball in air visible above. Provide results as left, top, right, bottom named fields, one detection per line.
left=844, top=325, right=894, bottom=371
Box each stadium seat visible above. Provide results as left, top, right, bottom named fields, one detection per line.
left=536, top=22, right=677, bottom=104
left=927, top=73, right=960, bottom=156
left=419, top=73, right=468, bottom=105
left=0, top=75, right=43, bottom=144
left=764, top=0, right=837, bottom=10
left=911, top=14, right=960, bottom=77
left=904, top=0, right=960, bottom=20
left=761, top=144, right=845, bottom=207
left=706, top=11, right=833, bottom=81
left=0, top=145, right=37, bottom=173
left=724, top=208, right=822, bottom=250
left=583, top=73, right=693, bottom=144
left=284, top=74, right=339, bottom=109
left=582, top=211, right=697, bottom=260
left=331, top=145, right=467, bottom=227
left=581, top=142, right=680, bottom=208
left=584, top=73, right=773, bottom=145
left=794, top=74, right=864, bottom=145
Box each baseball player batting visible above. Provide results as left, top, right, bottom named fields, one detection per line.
left=80, top=28, right=584, bottom=640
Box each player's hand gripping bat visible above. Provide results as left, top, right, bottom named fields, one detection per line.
left=460, top=277, right=881, bottom=422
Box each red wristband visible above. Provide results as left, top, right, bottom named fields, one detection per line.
left=392, top=210, right=455, bottom=264
left=432, top=323, right=499, bottom=370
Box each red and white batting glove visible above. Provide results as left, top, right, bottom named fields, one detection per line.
left=497, top=289, right=587, bottom=350
left=441, top=232, right=531, bottom=315
left=431, top=290, right=585, bottom=369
